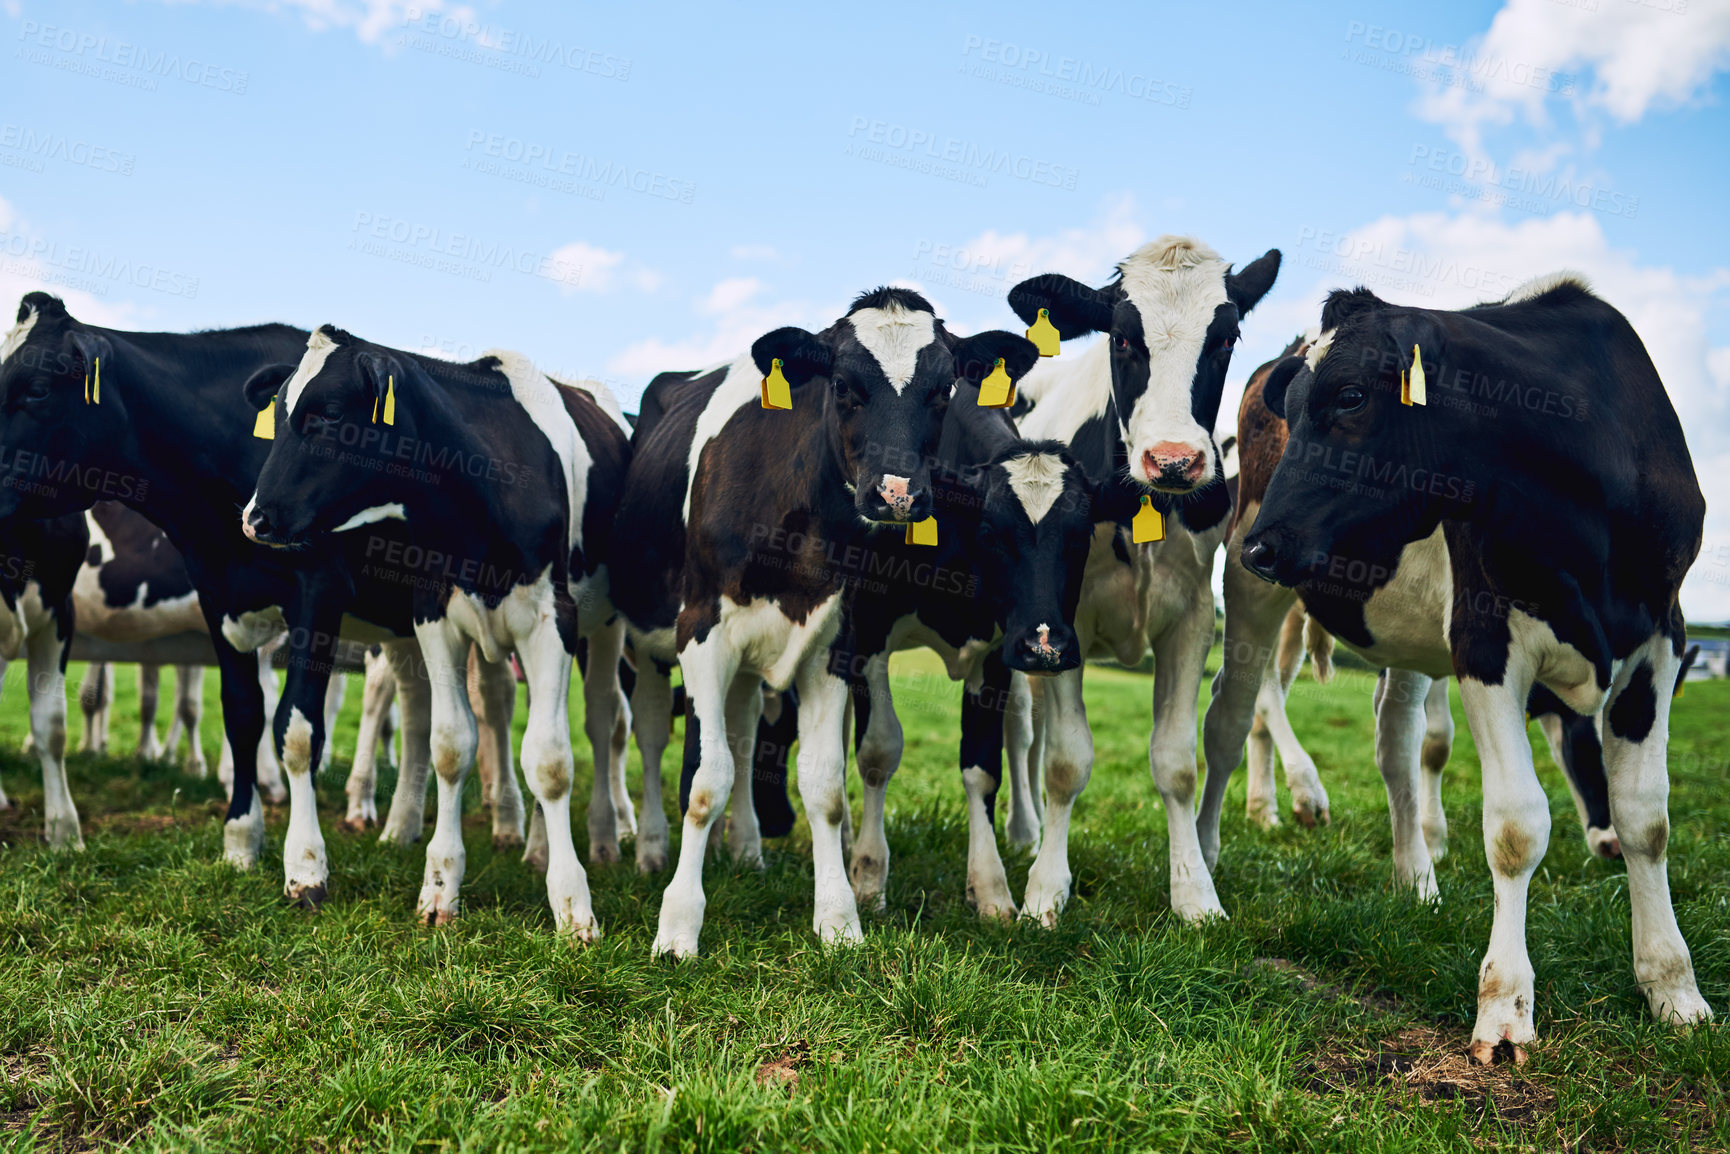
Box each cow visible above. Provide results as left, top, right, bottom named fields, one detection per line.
left=1240, top=274, right=1711, bottom=1061
left=0, top=513, right=88, bottom=846
left=1002, top=236, right=1280, bottom=923
left=0, top=292, right=469, bottom=908
left=610, top=287, right=1040, bottom=957
left=241, top=327, right=631, bottom=937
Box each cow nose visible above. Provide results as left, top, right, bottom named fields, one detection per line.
left=245, top=508, right=272, bottom=542
left=1141, top=442, right=1207, bottom=486
left=876, top=474, right=916, bottom=521
left=1241, top=539, right=1280, bottom=583
left=1018, top=622, right=1076, bottom=672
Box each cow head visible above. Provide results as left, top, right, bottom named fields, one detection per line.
left=964, top=442, right=1141, bottom=675
left=241, top=324, right=428, bottom=547
left=1241, top=288, right=1467, bottom=588
left=0, top=293, right=126, bottom=520
left=756, top=288, right=1039, bottom=524
left=1009, top=237, right=1279, bottom=494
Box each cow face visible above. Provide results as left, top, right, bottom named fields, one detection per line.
left=241, top=325, right=416, bottom=547
left=0, top=293, right=125, bottom=520
left=1241, top=291, right=1462, bottom=588
left=756, top=288, right=1038, bottom=525
left=1009, top=237, right=1279, bottom=494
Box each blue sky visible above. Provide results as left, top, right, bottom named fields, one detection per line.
left=3, top=0, right=1728, bottom=614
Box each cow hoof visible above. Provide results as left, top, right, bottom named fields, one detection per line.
left=636, top=847, right=667, bottom=874
left=523, top=844, right=550, bottom=873
left=1172, top=898, right=1227, bottom=924
left=1644, top=982, right=1711, bottom=1026
left=492, top=830, right=525, bottom=851
left=557, top=914, right=603, bottom=943
left=1246, top=801, right=1280, bottom=831
left=223, top=810, right=265, bottom=869
left=1467, top=1038, right=1527, bottom=1066
left=261, top=784, right=288, bottom=806
left=44, top=817, right=85, bottom=850
left=416, top=893, right=459, bottom=927
left=813, top=911, right=863, bottom=947
left=286, top=882, right=327, bottom=910
left=1587, top=826, right=1622, bottom=859
left=975, top=899, right=1017, bottom=923
left=652, top=930, right=698, bottom=960
left=338, top=817, right=374, bottom=834
left=589, top=839, right=621, bottom=865
left=378, top=823, right=423, bottom=847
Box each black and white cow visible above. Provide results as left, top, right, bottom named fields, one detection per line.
left=0, top=512, right=88, bottom=846
left=0, top=292, right=454, bottom=906
left=1242, top=274, right=1710, bottom=1060
left=1002, top=236, right=1279, bottom=922
left=611, top=287, right=1039, bottom=956
left=242, top=327, right=631, bottom=937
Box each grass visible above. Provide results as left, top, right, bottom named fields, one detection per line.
left=0, top=649, right=1725, bottom=1152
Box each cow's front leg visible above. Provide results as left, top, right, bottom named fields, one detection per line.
left=1459, top=670, right=1550, bottom=1064
left=795, top=661, right=862, bottom=946
left=473, top=650, right=525, bottom=849
left=1021, top=666, right=1090, bottom=926
left=1373, top=668, right=1440, bottom=899
left=1537, top=709, right=1620, bottom=860
left=582, top=620, right=627, bottom=864
left=1604, top=636, right=1710, bottom=1030
left=1003, top=671, right=1041, bottom=851
left=653, top=632, right=740, bottom=957
left=412, top=621, right=479, bottom=926
left=26, top=626, right=80, bottom=849
left=137, top=663, right=163, bottom=760
left=517, top=621, right=597, bottom=939
left=169, top=666, right=207, bottom=777
left=1150, top=600, right=1224, bottom=922
left=379, top=639, right=433, bottom=844
left=961, top=651, right=1015, bottom=920
left=275, top=607, right=343, bottom=909
left=253, top=638, right=288, bottom=805
left=849, top=655, right=900, bottom=910
left=343, top=648, right=396, bottom=830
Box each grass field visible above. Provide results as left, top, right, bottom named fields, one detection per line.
left=1, top=648, right=1726, bottom=1152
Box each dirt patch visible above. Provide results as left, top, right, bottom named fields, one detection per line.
left=89, top=812, right=181, bottom=837
left=1302, top=1024, right=1556, bottom=1126
left=755, top=1058, right=799, bottom=1090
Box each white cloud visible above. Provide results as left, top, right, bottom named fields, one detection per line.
left=1419, top=0, right=1730, bottom=154
left=547, top=241, right=661, bottom=296
left=607, top=278, right=833, bottom=379
left=701, top=277, right=763, bottom=314
left=150, top=0, right=476, bottom=45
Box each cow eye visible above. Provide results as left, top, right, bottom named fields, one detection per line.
left=1217, top=335, right=1237, bottom=352
left=322, top=401, right=346, bottom=421
left=23, top=380, right=51, bottom=402
left=1336, top=386, right=1367, bottom=413
left=1114, top=335, right=1131, bottom=353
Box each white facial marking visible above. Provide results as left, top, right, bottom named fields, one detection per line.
left=847, top=304, right=936, bottom=395
left=282, top=327, right=340, bottom=419
left=1001, top=452, right=1067, bottom=525
left=1304, top=329, right=1335, bottom=370
left=333, top=503, right=408, bottom=532
left=0, top=304, right=39, bottom=363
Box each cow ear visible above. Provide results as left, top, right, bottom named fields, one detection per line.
left=751, top=327, right=832, bottom=388
left=1227, top=249, right=1281, bottom=315
left=952, top=331, right=1039, bottom=385
left=1007, top=274, right=1119, bottom=339
left=1261, top=356, right=1306, bottom=420
left=1087, top=472, right=1146, bottom=526
left=1320, top=287, right=1385, bottom=331
left=65, top=330, right=111, bottom=374
left=243, top=364, right=296, bottom=411
left=356, top=351, right=404, bottom=409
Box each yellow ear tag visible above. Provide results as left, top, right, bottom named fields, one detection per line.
left=760, top=357, right=792, bottom=410
left=978, top=358, right=1015, bottom=408
left=1403, top=344, right=1426, bottom=407
left=383, top=374, right=396, bottom=425
left=1027, top=307, right=1061, bottom=357
left=1132, top=495, right=1165, bottom=543
left=93, top=357, right=101, bottom=404
left=905, top=516, right=938, bottom=546
left=253, top=396, right=276, bottom=440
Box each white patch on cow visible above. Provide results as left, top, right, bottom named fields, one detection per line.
left=570, top=376, right=633, bottom=436
left=1001, top=452, right=1068, bottom=525
left=221, top=606, right=287, bottom=652
left=1304, top=329, right=1335, bottom=370
left=332, top=503, right=407, bottom=533
left=1115, top=236, right=1230, bottom=485
left=1503, top=270, right=1591, bottom=304
left=280, top=705, right=329, bottom=901
left=0, top=303, right=39, bottom=363
left=485, top=349, right=589, bottom=559
left=282, top=327, right=340, bottom=419
left=709, top=590, right=845, bottom=693
left=73, top=542, right=203, bottom=642
left=682, top=352, right=763, bottom=523
left=1348, top=528, right=1454, bottom=677
left=847, top=303, right=936, bottom=395
left=1017, top=338, right=1113, bottom=446
left=82, top=510, right=115, bottom=565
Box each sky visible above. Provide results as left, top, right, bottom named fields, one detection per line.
left=3, top=0, right=1728, bottom=618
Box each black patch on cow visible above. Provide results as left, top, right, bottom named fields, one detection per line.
left=1527, top=685, right=1612, bottom=831
left=1608, top=661, right=1657, bottom=743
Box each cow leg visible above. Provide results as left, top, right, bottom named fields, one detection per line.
left=849, top=655, right=899, bottom=911
left=1373, top=669, right=1440, bottom=900
left=1536, top=710, right=1620, bottom=859
left=77, top=663, right=110, bottom=754
left=466, top=647, right=497, bottom=809
left=137, top=664, right=163, bottom=760
left=795, top=660, right=862, bottom=946
left=961, top=651, right=1016, bottom=920
left=274, top=602, right=345, bottom=910
left=166, top=666, right=207, bottom=777
left=1150, top=599, right=1225, bottom=923
left=412, top=622, right=479, bottom=926
left=1021, top=666, right=1090, bottom=926
left=1273, top=609, right=1330, bottom=826
left=609, top=667, right=637, bottom=841
left=207, top=630, right=268, bottom=870
left=752, top=687, right=797, bottom=839
left=1003, top=670, right=1041, bottom=851
left=472, top=651, right=525, bottom=849
left=722, top=673, right=764, bottom=867
left=27, top=625, right=80, bottom=849
left=253, top=639, right=288, bottom=805
left=582, top=619, right=628, bottom=865
left=379, top=639, right=433, bottom=844
left=318, top=672, right=345, bottom=773
left=1602, top=636, right=1709, bottom=1030
left=1245, top=606, right=1302, bottom=827
left=343, top=648, right=396, bottom=830
left=1458, top=668, right=1549, bottom=1064
left=653, top=631, right=740, bottom=958
left=1199, top=554, right=1296, bottom=873
left=1420, top=677, right=1453, bottom=860
left=630, top=659, right=674, bottom=873
left=518, top=621, right=597, bottom=939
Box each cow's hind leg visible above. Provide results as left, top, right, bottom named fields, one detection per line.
left=630, top=658, right=674, bottom=873
left=27, top=626, right=80, bottom=848
left=167, top=666, right=207, bottom=777
left=474, top=651, right=525, bottom=849
left=1420, top=677, right=1453, bottom=860
left=379, top=639, right=433, bottom=845
left=519, top=622, right=597, bottom=939
left=137, top=664, right=163, bottom=760
left=849, top=655, right=900, bottom=911
left=343, top=648, right=395, bottom=830
left=722, top=672, right=763, bottom=867
left=582, top=620, right=627, bottom=865
left=961, top=651, right=1015, bottom=920
left=412, top=623, right=479, bottom=926
left=1374, top=669, right=1440, bottom=900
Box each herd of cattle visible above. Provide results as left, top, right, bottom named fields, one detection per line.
left=0, top=235, right=1712, bottom=1064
